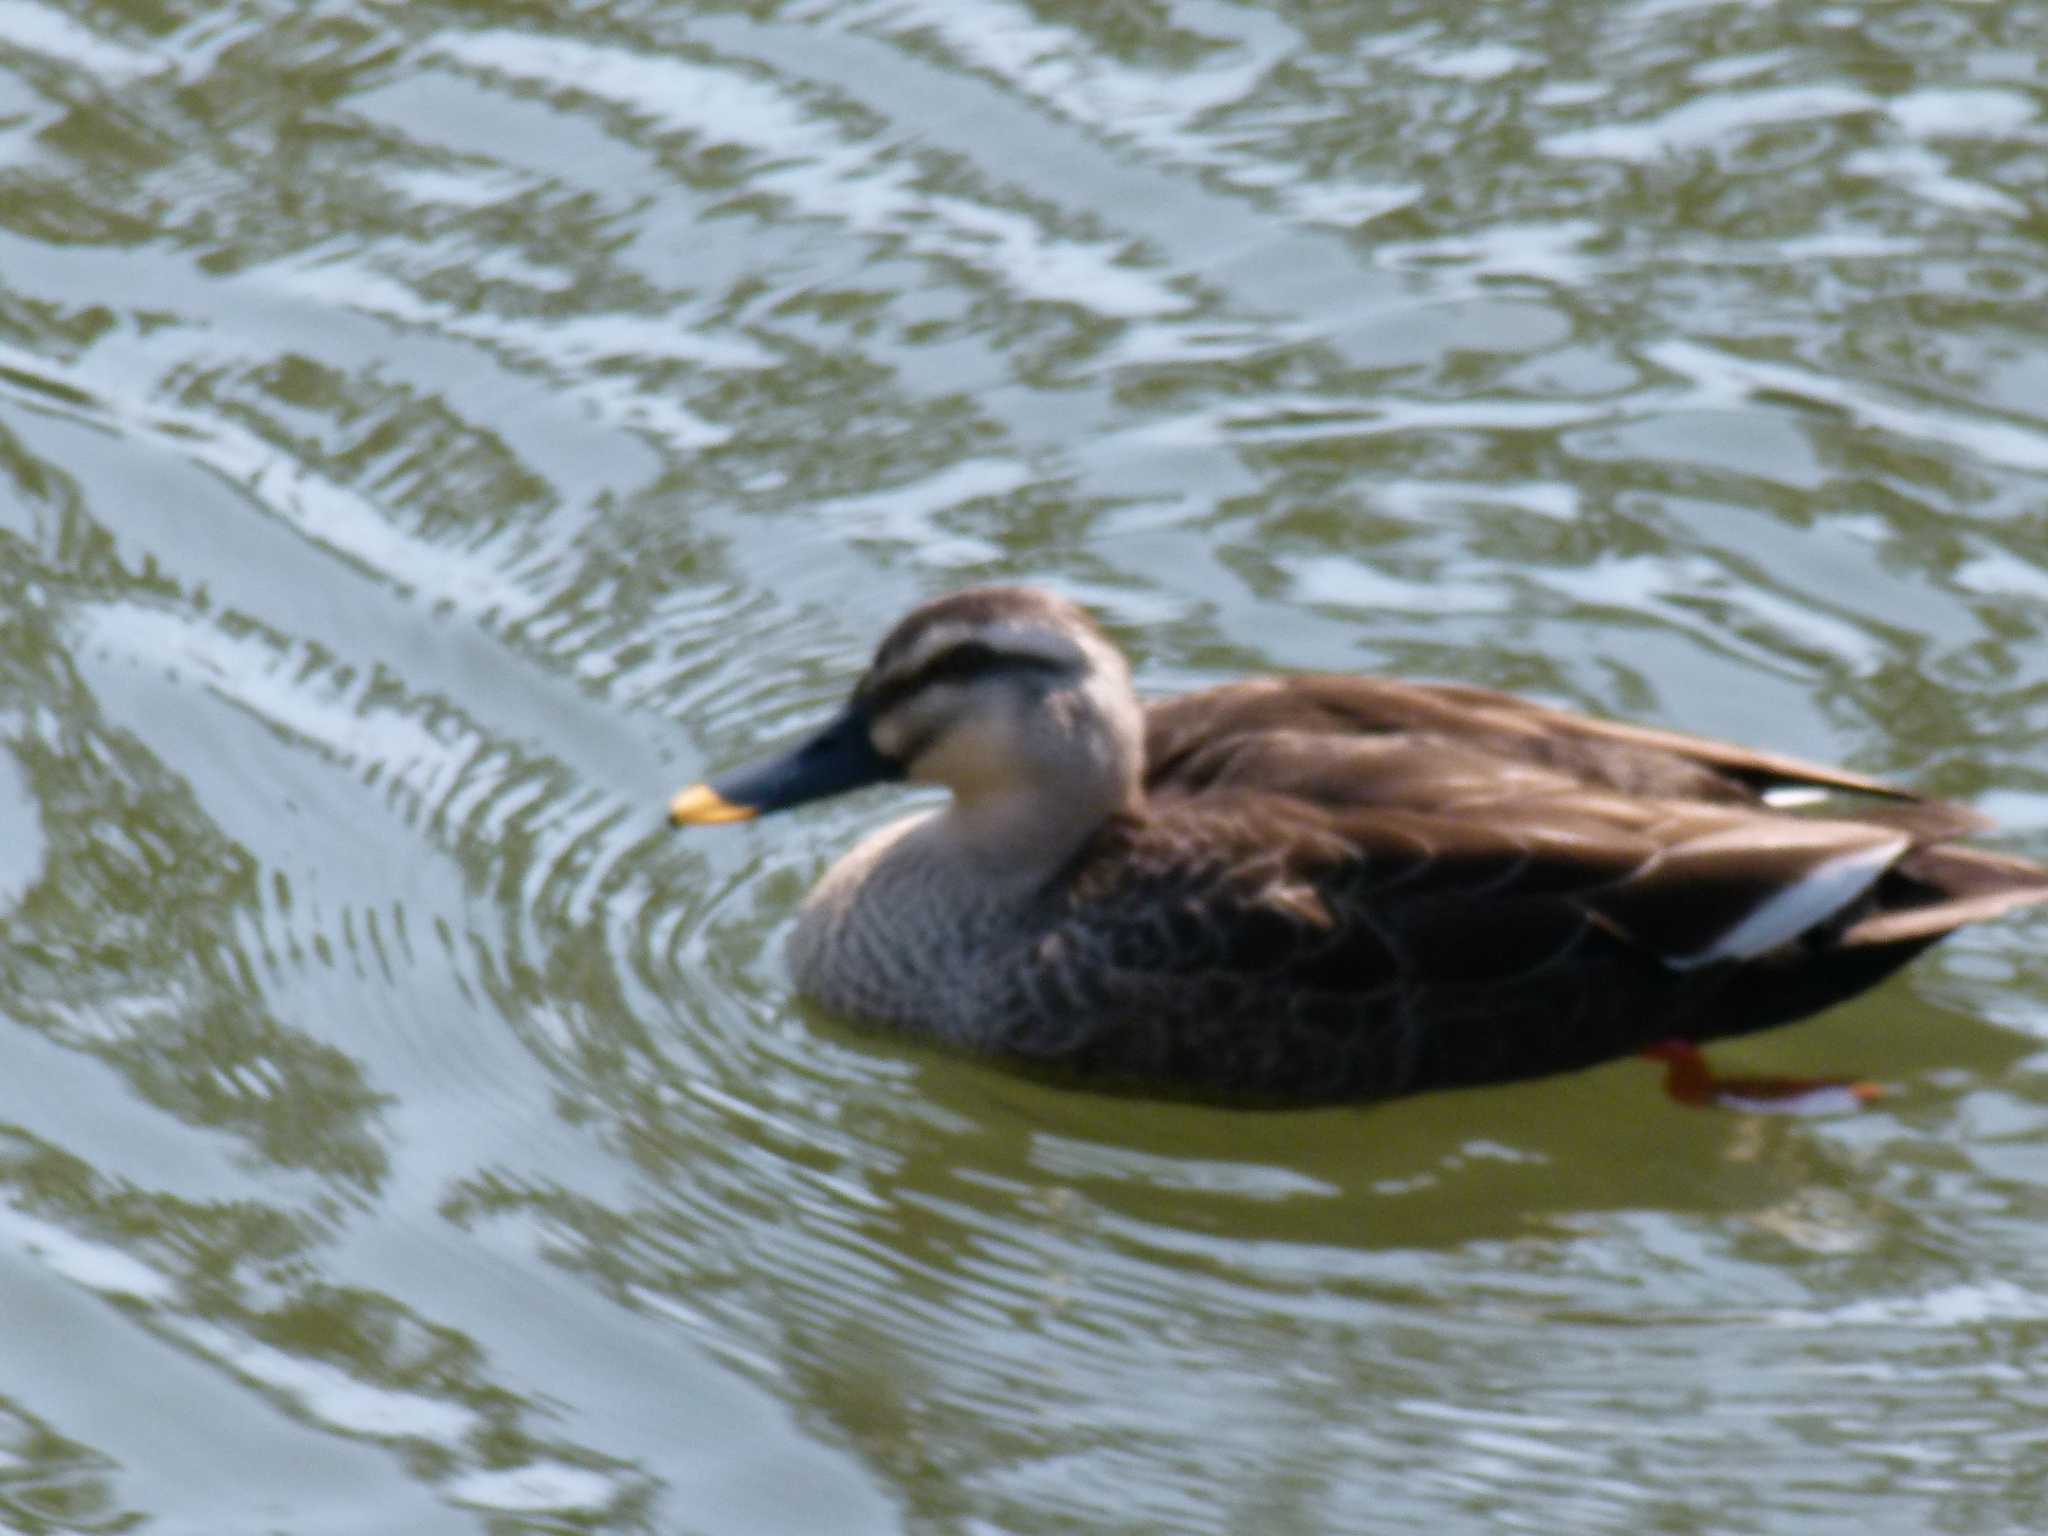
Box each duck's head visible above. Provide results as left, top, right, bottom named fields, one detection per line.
left=670, top=587, right=1143, bottom=858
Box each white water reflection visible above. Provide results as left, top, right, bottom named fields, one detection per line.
left=1543, top=84, right=1878, bottom=161
left=438, top=28, right=1195, bottom=320
left=1648, top=338, right=2048, bottom=473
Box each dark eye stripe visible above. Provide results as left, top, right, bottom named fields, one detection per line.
left=862, top=642, right=1067, bottom=718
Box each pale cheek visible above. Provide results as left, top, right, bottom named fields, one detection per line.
left=913, top=726, right=1022, bottom=795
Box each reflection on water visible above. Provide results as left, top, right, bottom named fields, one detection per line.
left=0, top=0, right=2046, bottom=1531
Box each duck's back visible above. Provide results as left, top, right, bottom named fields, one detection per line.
left=1143, top=675, right=1945, bottom=810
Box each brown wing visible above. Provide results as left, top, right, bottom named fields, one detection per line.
left=1015, top=785, right=1956, bottom=1100
left=1064, top=787, right=1918, bottom=977
left=1144, top=675, right=1979, bottom=827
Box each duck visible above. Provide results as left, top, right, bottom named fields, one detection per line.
left=669, top=585, right=2048, bottom=1103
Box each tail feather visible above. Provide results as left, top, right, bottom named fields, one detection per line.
left=1839, top=844, right=2048, bottom=948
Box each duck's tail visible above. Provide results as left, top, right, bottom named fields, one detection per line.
left=1694, top=836, right=2047, bottom=1043
left=1840, top=843, right=2048, bottom=948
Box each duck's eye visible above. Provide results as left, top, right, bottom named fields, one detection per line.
left=864, top=642, right=1065, bottom=718
left=919, top=642, right=1005, bottom=687
left=916, top=642, right=1069, bottom=695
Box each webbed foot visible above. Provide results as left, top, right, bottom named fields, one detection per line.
left=1642, top=1039, right=1882, bottom=1114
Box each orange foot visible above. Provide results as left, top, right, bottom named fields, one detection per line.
left=1642, top=1040, right=1883, bottom=1114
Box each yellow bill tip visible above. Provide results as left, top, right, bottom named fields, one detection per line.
left=668, top=783, right=758, bottom=826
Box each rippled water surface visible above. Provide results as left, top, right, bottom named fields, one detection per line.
left=3, top=0, right=2047, bottom=1531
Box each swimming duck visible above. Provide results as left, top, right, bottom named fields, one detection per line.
left=670, top=586, right=2048, bottom=1102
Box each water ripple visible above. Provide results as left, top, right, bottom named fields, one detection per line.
left=3, top=1, right=2048, bottom=1533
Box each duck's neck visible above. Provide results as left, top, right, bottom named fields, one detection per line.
left=935, top=779, right=1125, bottom=889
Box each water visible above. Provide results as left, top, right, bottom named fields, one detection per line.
left=1, top=0, right=2045, bottom=1531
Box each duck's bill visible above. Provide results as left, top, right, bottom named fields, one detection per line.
left=669, top=703, right=901, bottom=826
left=667, top=783, right=759, bottom=824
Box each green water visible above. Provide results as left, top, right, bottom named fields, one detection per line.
left=0, top=1, right=2044, bottom=1531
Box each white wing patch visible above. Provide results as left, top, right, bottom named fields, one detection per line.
left=1666, top=832, right=1910, bottom=970
left=1760, top=785, right=1833, bottom=808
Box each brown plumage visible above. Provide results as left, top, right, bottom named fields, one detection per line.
left=670, top=586, right=2048, bottom=1103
